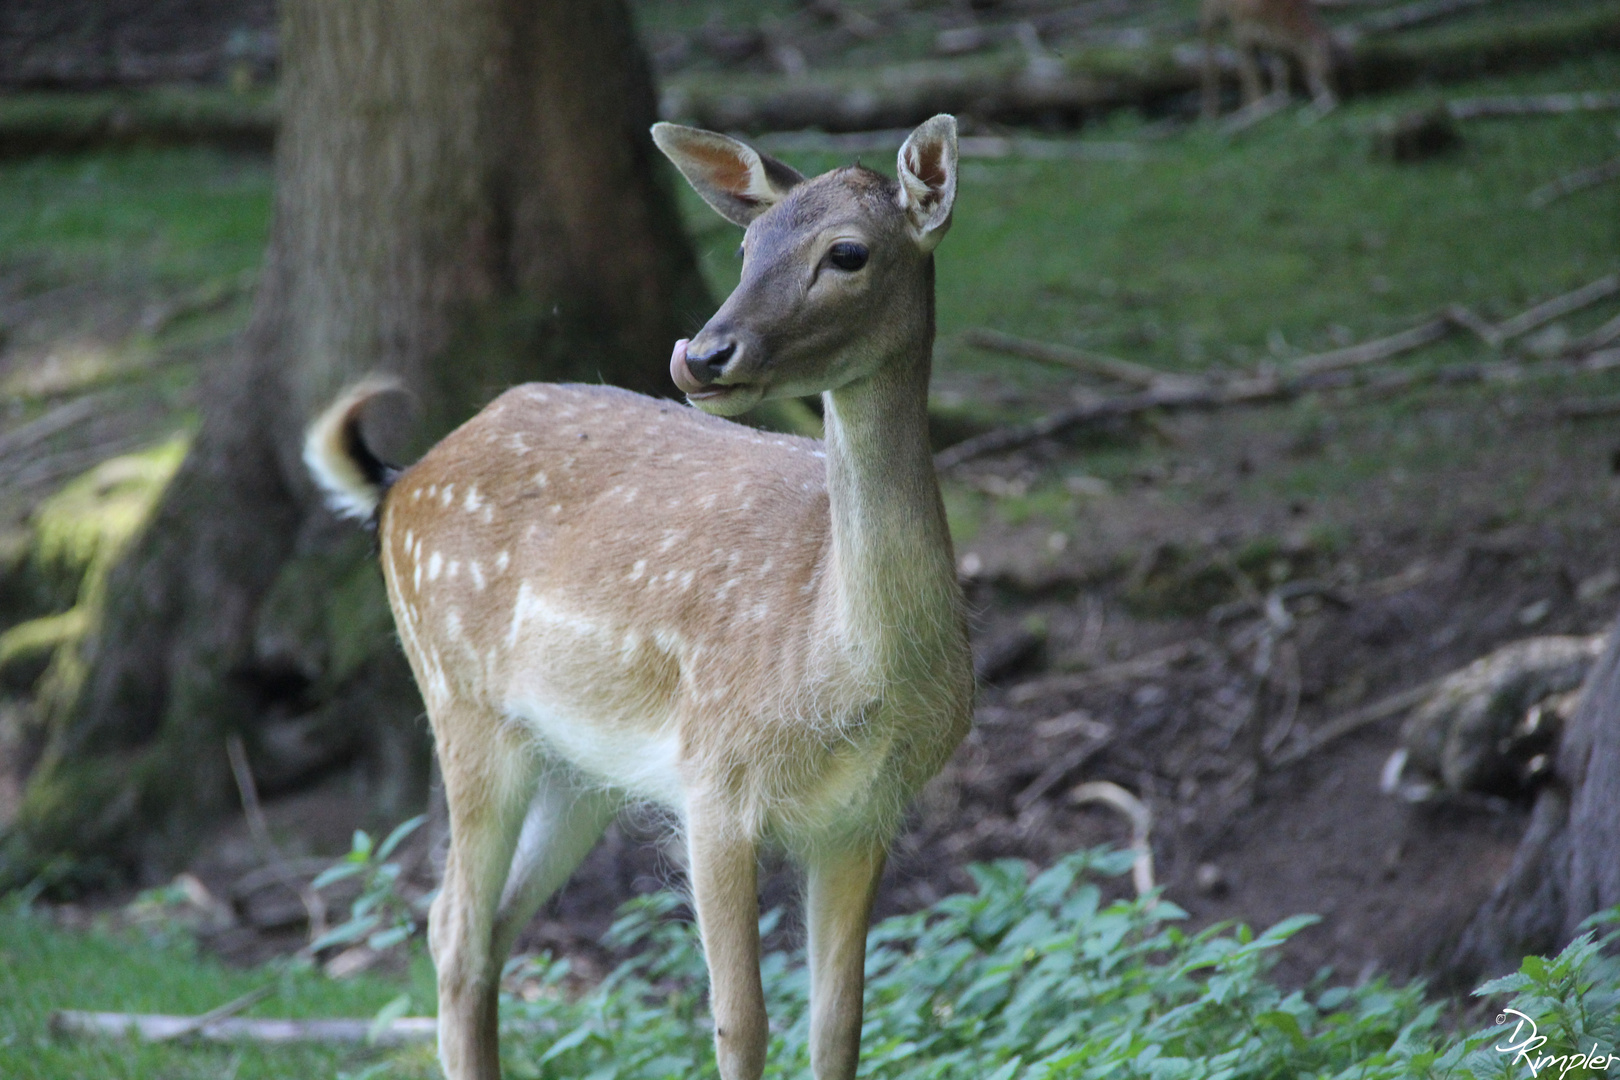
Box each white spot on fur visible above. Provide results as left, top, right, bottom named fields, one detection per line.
left=629, top=560, right=647, bottom=581
left=497, top=551, right=511, bottom=573
left=659, top=530, right=681, bottom=552
left=465, top=487, right=482, bottom=512
left=428, top=551, right=443, bottom=581
left=413, top=563, right=422, bottom=590
left=483, top=506, right=494, bottom=524
left=678, top=570, right=695, bottom=591
left=448, top=560, right=460, bottom=580
left=441, top=485, right=455, bottom=507
left=550, top=504, right=561, bottom=515
left=470, top=562, right=486, bottom=590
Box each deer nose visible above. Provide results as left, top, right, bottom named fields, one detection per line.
left=683, top=341, right=736, bottom=385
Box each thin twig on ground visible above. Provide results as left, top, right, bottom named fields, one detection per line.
left=935, top=296, right=1620, bottom=469
left=1270, top=681, right=1438, bottom=768
left=1530, top=157, right=1620, bottom=209
left=225, top=734, right=328, bottom=944
left=1289, top=316, right=1453, bottom=375
left=1008, top=642, right=1203, bottom=705
left=1014, top=725, right=1113, bottom=811
left=152, top=985, right=277, bottom=1043
left=1491, top=275, right=1620, bottom=340
left=963, top=327, right=1186, bottom=390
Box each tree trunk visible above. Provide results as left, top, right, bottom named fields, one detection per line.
left=2, top=0, right=709, bottom=884
left=1450, top=609, right=1620, bottom=979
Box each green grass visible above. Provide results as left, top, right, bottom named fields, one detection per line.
left=0, top=147, right=270, bottom=289
left=0, top=898, right=437, bottom=1079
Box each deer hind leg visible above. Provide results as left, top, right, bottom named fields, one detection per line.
left=491, top=766, right=617, bottom=962
left=806, top=837, right=887, bottom=1080
left=687, top=799, right=767, bottom=1080
left=429, top=705, right=546, bottom=1080
left=1303, top=41, right=1337, bottom=113
left=1263, top=50, right=1290, bottom=101
left=1235, top=42, right=1266, bottom=107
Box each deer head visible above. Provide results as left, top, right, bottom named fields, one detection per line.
left=652, top=116, right=958, bottom=416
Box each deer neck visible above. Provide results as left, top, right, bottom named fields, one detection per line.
left=820, top=293, right=959, bottom=683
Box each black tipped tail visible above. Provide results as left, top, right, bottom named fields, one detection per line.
left=304, top=378, right=405, bottom=523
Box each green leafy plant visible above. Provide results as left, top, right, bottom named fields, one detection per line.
left=490, top=846, right=1620, bottom=1080
left=310, top=815, right=428, bottom=956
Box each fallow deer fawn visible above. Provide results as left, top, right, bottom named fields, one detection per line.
left=1201, top=0, right=1338, bottom=119
left=304, top=115, right=973, bottom=1080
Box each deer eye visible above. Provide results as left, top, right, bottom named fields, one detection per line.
left=827, top=242, right=869, bottom=272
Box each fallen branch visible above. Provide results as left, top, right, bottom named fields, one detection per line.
left=1491, top=275, right=1620, bottom=339
left=1271, top=681, right=1437, bottom=767
left=225, top=734, right=327, bottom=944
left=1530, top=157, right=1620, bottom=209
left=1554, top=393, right=1620, bottom=420
left=152, top=986, right=276, bottom=1043
left=935, top=333, right=1620, bottom=469
left=1565, top=311, right=1620, bottom=356
left=963, top=327, right=1182, bottom=390
left=1289, top=316, right=1453, bottom=375
left=1351, top=0, right=1496, bottom=36
left=1009, top=642, right=1202, bottom=704
left=1447, top=91, right=1620, bottom=120
left=1069, top=781, right=1156, bottom=899
left=49, top=1010, right=439, bottom=1046
left=1014, top=721, right=1113, bottom=810
left=934, top=367, right=1351, bottom=470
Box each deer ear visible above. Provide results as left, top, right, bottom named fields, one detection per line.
left=896, top=114, right=958, bottom=253
left=651, top=123, right=804, bottom=227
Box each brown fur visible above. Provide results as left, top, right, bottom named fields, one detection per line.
left=1202, top=0, right=1338, bottom=118
left=307, top=116, right=973, bottom=1080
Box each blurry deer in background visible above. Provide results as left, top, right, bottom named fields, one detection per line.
left=304, top=115, right=974, bottom=1080
left=1201, top=0, right=1339, bottom=119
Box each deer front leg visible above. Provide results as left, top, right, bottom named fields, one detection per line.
left=807, top=838, right=887, bottom=1080
left=687, top=802, right=767, bottom=1080
left=1235, top=42, right=1266, bottom=106
left=429, top=710, right=542, bottom=1080
left=1302, top=41, right=1337, bottom=114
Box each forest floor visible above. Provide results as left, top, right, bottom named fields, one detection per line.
left=1, top=20, right=1619, bottom=1056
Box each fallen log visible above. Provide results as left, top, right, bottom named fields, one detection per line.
left=660, top=5, right=1620, bottom=133
left=50, top=1010, right=440, bottom=1046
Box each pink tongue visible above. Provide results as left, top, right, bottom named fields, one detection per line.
left=670, top=338, right=704, bottom=394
